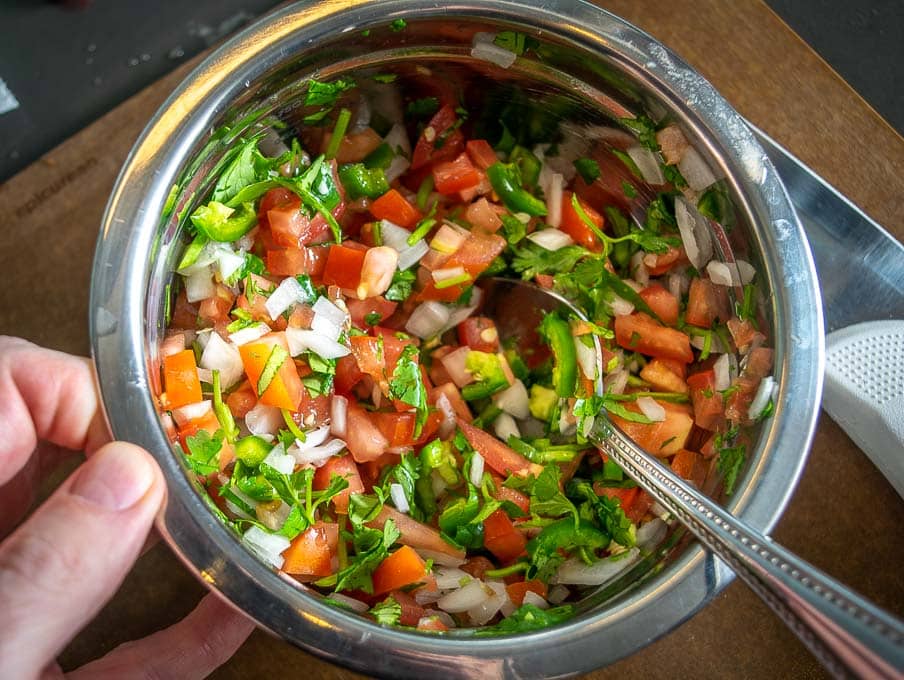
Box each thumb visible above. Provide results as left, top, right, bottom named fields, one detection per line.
left=0, top=442, right=164, bottom=678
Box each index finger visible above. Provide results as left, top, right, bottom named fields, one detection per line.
left=0, top=336, right=110, bottom=486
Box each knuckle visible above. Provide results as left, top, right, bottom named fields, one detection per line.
left=0, top=529, right=84, bottom=598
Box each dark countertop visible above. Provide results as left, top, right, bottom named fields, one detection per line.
left=0, top=0, right=901, bottom=184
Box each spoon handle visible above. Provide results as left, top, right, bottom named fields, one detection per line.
left=591, top=418, right=904, bottom=678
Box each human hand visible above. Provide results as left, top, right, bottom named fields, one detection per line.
left=0, top=337, right=255, bottom=679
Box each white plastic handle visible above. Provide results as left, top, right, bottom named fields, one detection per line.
left=822, top=320, right=904, bottom=498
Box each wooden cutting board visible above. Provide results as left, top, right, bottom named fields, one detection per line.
left=1, top=1, right=901, bottom=678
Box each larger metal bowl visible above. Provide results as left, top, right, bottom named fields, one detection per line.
left=90, top=1, right=824, bottom=677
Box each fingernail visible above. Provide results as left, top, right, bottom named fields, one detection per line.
left=70, top=444, right=155, bottom=510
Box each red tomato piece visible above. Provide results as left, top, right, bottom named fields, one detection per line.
left=465, top=139, right=499, bottom=170
left=687, top=369, right=724, bottom=431
left=456, top=418, right=540, bottom=478
left=346, top=296, right=398, bottom=327
left=639, top=283, right=680, bottom=327
left=314, top=454, right=364, bottom=514
left=609, top=401, right=694, bottom=455
left=163, top=349, right=202, bottom=408
left=372, top=545, right=427, bottom=595
left=345, top=403, right=390, bottom=462
left=432, top=152, right=481, bottom=195
left=483, top=509, right=527, bottom=563
left=670, top=448, right=707, bottom=488
left=282, top=522, right=338, bottom=577
left=559, top=191, right=605, bottom=251
left=367, top=505, right=466, bottom=560
left=614, top=313, right=694, bottom=363
left=411, top=104, right=465, bottom=170
left=505, top=580, right=548, bottom=607
left=238, top=332, right=303, bottom=411
left=369, top=188, right=423, bottom=229
left=457, top=317, right=500, bottom=352
left=416, top=230, right=506, bottom=302
left=322, top=244, right=366, bottom=290
left=266, top=246, right=329, bottom=279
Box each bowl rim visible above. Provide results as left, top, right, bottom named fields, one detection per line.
left=89, top=1, right=825, bottom=676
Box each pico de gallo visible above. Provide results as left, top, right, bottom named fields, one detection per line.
left=159, top=48, right=775, bottom=633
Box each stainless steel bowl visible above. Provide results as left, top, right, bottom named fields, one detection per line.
left=90, top=1, right=824, bottom=677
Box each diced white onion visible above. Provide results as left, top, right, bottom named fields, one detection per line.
left=384, top=122, right=412, bottom=159
left=414, top=588, right=444, bottom=606
left=675, top=197, right=713, bottom=269
left=326, top=593, right=369, bottom=613
left=434, top=567, right=472, bottom=590
left=416, top=549, right=466, bottom=569
left=678, top=147, right=717, bottom=191
left=470, top=33, right=517, bottom=68
left=553, top=548, right=640, bottom=585
left=196, top=367, right=214, bottom=384
left=384, top=154, right=411, bottom=184
left=285, top=327, right=349, bottom=359
left=170, top=400, right=212, bottom=427
left=294, top=424, right=331, bottom=451
left=493, top=413, right=520, bottom=441
left=609, top=294, right=635, bottom=317
left=626, top=145, right=665, bottom=185
left=258, top=499, right=291, bottom=531
left=440, top=346, right=474, bottom=387
left=437, top=579, right=490, bottom=613
left=522, top=590, right=550, bottom=610
left=330, top=395, right=348, bottom=437
left=290, top=438, right=346, bottom=466
left=262, top=445, right=296, bottom=475
left=215, top=249, right=246, bottom=282
left=228, top=322, right=270, bottom=346
left=546, top=584, right=570, bottom=605
left=492, top=379, right=530, bottom=419
left=245, top=402, right=283, bottom=436
left=160, top=333, right=187, bottom=357
left=605, top=368, right=629, bottom=395
left=379, top=220, right=411, bottom=250
left=631, top=251, right=650, bottom=287
left=667, top=269, right=690, bottom=300
left=467, top=581, right=508, bottom=625
left=390, top=483, right=410, bottom=514
left=266, top=277, right=306, bottom=319
left=406, top=301, right=452, bottom=339
left=735, top=259, right=757, bottom=285
left=636, top=518, right=668, bottom=550
left=200, top=332, right=244, bottom=388
left=706, top=260, right=735, bottom=287
left=242, top=526, right=290, bottom=569
left=691, top=333, right=727, bottom=354
left=713, top=354, right=731, bottom=391
left=184, top=268, right=215, bottom=303
left=397, top=240, right=429, bottom=270
left=527, top=228, right=574, bottom=251
left=441, top=301, right=480, bottom=334
left=748, top=375, right=776, bottom=421
left=575, top=337, right=599, bottom=382
left=432, top=265, right=467, bottom=284
left=469, top=453, right=486, bottom=487
left=636, top=396, right=666, bottom=422
left=436, top=393, right=457, bottom=439
left=312, top=296, right=348, bottom=330
left=546, top=172, right=564, bottom=228
left=430, top=223, right=468, bottom=254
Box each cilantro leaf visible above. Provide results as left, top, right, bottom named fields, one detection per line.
left=619, top=114, right=659, bottom=152
left=333, top=520, right=401, bottom=593
left=369, top=596, right=402, bottom=626
left=573, top=157, right=601, bottom=184
left=388, top=345, right=429, bottom=436
left=183, top=429, right=224, bottom=475
left=526, top=518, right=609, bottom=581
left=211, top=138, right=264, bottom=205
left=716, top=437, right=746, bottom=495
left=529, top=465, right=579, bottom=524
left=476, top=603, right=574, bottom=635
left=499, top=213, right=526, bottom=245
left=304, top=77, right=356, bottom=122
left=493, top=30, right=539, bottom=56
left=511, top=242, right=587, bottom=280
left=385, top=268, right=416, bottom=302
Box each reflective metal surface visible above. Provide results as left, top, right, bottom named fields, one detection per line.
left=89, top=1, right=824, bottom=676
left=751, top=125, right=904, bottom=332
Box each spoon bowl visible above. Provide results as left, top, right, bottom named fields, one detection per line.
left=478, top=277, right=904, bottom=679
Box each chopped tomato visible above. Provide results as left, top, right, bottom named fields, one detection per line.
left=238, top=332, right=304, bottom=411
left=176, top=409, right=220, bottom=451
left=322, top=127, right=382, bottom=163
left=368, top=505, right=466, bottom=560
left=322, top=243, right=367, bottom=291
left=483, top=509, right=527, bottom=563
left=505, top=580, right=548, bottom=607
left=670, top=448, right=707, bottom=488
left=614, top=312, right=693, bottom=364
left=465, top=139, right=499, bottom=170
left=464, top=197, right=503, bottom=233
left=266, top=246, right=329, bottom=278
left=429, top=382, right=473, bottom=423
left=282, top=522, right=338, bottom=577
left=456, top=418, right=541, bottom=478
left=639, top=284, right=679, bottom=327
left=198, top=284, right=235, bottom=326
left=163, top=349, right=202, bottom=408
left=346, top=296, right=398, bottom=327
left=369, top=188, right=423, bottom=229
left=494, top=480, right=531, bottom=515
left=609, top=401, right=693, bottom=455
left=432, top=152, right=481, bottom=195
left=416, top=230, right=506, bottom=301
left=559, top=191, right=605, bottom=251
left=372, top=545, right=427, bottom=595
left=639, top=358, right=689, bottom=394
left=685, top=278, right=731, bottom=329
left=644, top=246, right=685, bottom=276
left=457, top=317, right=500, bottom=352
left=388, top=590, right=427, bottom=627
left=225, top=380, right=257, bottom=418
left=687, top=369, right=724, bottom=431
left=411, top=104, right=465, bottom=170
left=344, top=404, right=390, bottom=462
left=314, top=454, right=364, bottom=514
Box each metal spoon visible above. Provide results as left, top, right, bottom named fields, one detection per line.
left=479, top=277, right=904, bottom=679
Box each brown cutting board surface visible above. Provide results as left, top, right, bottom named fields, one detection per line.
left=1, top=1, right=902, bottom=678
